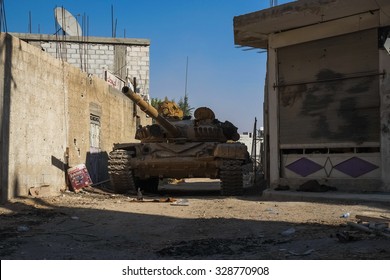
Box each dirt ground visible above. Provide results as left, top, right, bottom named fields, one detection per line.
left=1, top=179, right=390, bottom=260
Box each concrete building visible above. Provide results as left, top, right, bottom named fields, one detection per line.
left=11, top=33, right=150, bottom=95
left=0, top=33, right=151, bottom=202
left=240, top=128, right=264, bottom=172
left=234, top=0, right=390, bottom=192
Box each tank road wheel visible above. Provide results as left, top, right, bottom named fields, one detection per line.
left=108, top=149, right=137, bottom=194
left=136, top=177, right=159, bottom=194
left=220, top=160, right=244, bottom=196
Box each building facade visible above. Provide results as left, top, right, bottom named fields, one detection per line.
left=234, top=0, right=390, bottom=192
left=11, top=33, right=150, bottom=97
left=0, top=33, right=151, bottom=202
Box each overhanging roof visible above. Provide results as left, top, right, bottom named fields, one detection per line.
left=234, top=0, right=390, bottom=49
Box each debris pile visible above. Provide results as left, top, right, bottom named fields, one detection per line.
left=337, top=214, right=390, bottom=242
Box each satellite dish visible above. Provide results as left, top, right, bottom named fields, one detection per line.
left=54, top=7, right=82, bottom=36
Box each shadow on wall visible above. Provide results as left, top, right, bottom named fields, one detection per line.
left=51, top=152, right=110, bottom=191
left=1, top=34, right=17, bottom=203
left=85, top=151, right=109, bottom=185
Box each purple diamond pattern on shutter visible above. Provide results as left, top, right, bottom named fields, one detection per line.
left=285, top=158, right=323, bottom=177
left=333, top=157, right=378, bottom=178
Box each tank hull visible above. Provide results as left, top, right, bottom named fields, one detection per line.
left=108, top=141, right=249, bottom=195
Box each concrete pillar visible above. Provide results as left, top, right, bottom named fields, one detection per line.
left=379, top=49, right=390, bottom=191
left=266, top=47, right=280, bottom=188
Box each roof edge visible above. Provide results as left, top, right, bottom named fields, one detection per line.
left=9, top=33, right=150, bottom=46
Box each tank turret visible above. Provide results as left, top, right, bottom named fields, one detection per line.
left=122, top=86, right=240, bottom=143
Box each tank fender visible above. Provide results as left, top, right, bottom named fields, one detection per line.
left=214, top=143, right=248, bottom=160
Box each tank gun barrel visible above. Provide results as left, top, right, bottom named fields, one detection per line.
left=122, top=86, right=181, bottom=137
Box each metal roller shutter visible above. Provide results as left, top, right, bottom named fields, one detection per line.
left=277, top=29, right=380, bottom=147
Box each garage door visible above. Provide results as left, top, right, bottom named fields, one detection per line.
left=277, top=29, right=380, bottom=147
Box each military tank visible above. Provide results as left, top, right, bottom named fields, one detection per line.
left=108, top=86, right=250, bottom=196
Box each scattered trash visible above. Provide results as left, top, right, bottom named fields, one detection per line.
left=83, top=186, right=115, bottom=195
left=356, top=214, right=390, bottom=224
left=170, top=199, right=189, bottom=206
left=71, top=216, right=79, bottom=220
left=380, top=215, right=390, bottom=220
left=17, top=225, right=30, bottom=232
left=347, top=215, right=390, bottom=238
left=337, top=214, right=390, bottom=241
left=340, top=212, right=350, bottom=218
left=128, top=197, right=176, bottom=203
left=280, top=227, right=296, bottom=237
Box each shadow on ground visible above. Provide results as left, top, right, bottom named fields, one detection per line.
left=1, top=189, right=390, bottom=260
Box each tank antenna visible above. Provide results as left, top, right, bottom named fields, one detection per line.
left=184, top=56, right=189, bottom=96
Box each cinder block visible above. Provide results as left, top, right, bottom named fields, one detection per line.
left=130, top=46, right=141, bottom=52
left=67, top=48, right=77, bottom=54
left=104, top=59, right=114, bottom=65
left=105, top=50, right=114, bottom=56
left=127, top=56, right=139, bottom=62
left=88, top=54, right=99, bottom=59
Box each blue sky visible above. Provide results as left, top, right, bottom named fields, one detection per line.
left=5, top=0, right=294, bottom=133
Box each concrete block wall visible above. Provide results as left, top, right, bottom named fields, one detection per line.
left=126, top=45, right=150, bottom=95
left=0, top=33, right=150, bottom=202
left=11, top=33, right=150, bottom=97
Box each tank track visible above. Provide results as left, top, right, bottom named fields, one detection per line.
left=108, top=149, right=137, bottom=194
left=220, top=160, right=244, bottom=196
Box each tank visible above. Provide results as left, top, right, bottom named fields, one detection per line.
left=108, top=86, right=250, bottom=196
